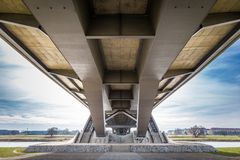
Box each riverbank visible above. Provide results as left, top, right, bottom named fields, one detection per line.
left=0, top=135, right=73, bottom=142
left=169, top=135, right=240, bottom=142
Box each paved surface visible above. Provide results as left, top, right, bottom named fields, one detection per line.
left=4, top=152, right=240, bottom=160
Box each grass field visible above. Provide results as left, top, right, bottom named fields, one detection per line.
left=0, top=147, right=26, bottom=158
left=0, top=135, right=73, bottom=142
left=169, top=135, right=240, bottom=141
left=215, top=147, right=240, bottom=157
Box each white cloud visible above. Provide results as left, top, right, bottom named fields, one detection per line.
left=1, top=35, right=240, bottom=132
left=153, top=73, right=240, bottom=131
left=0, top=38, right=90, bottom=130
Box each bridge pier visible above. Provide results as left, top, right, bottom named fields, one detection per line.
left=74, top=115, right=168, bottom=144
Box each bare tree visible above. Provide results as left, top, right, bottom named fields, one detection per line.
left=189, top=125, right=205, bottom=138
left=47, top=127, right=58, bottom=137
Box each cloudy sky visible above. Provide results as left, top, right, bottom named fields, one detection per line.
left=0, top=37, right=239, bottom=131
left=153, top=39, right=240, bottom=131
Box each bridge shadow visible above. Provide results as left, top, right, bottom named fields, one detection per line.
left=6, top=152, right=237, bottom=160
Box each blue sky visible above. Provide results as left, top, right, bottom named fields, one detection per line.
left=0, top=37, right=239, bottom=131
left=153, top=39, right=240, bottom=131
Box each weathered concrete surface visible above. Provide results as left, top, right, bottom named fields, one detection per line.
left=25, top=142, right=216, bottom=153
left=25, top=144, right=111, bottom=153
left=5, top=152, right=239, bottom=160
left=130, top=143, right=216, bottom=153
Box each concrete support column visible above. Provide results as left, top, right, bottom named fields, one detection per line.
left=137, top=0, right=216, bottom=137
left=24, top=0, right=106, bottom=136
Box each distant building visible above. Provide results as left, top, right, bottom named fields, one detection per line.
left=167, top=130, right=175, bottom=135
left=0, top=129, right=78, bottom=135
left=21, top=130, right=48, bottom=135
left=168, top=127, right=240, bottom=136
left=206, top=129, right=211, bottom=135
left=0, top=130, right=20, bottom=135
left=57, top=129, right=78, bottom=135
left=209, top=128, right=240, bottom=135
left=169, top=128, right=189, bottom=135
left=198, top=127, right=208, bottom=136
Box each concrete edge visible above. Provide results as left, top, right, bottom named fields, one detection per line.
left=25, top=143, right=216, bottom=153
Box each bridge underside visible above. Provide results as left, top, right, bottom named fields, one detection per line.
left=74, top=115, right=168, bottom=143
left=0, top=0, right=239, bottom=140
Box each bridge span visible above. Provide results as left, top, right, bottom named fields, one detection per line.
left=0, top=0, right=239, bottom=142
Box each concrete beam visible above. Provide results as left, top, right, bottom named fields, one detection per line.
left=154, top=23, right=240, bottom=109
left=111, top=100, right=131, bottom=109
left=130, top=85, right=139, bottom=111
left=158, top=78, right=173, bottom=91
left=86, top=15, right=154, bottom=39
left=105, top=111, right=120, bottom=122
left=0, top=24, right=88, bottom=108
left=105, top=111, right=136, bottom=122
left=49, top=69, right=79, bottom=80
left=104, top=71, right=138, bottom=84
left=158, top=89, right=172, bottom=94
left=136, top=0, right=216, bottom=137
left=106, top=125, right=136, bottom=128
left=105, top=110, right=137, bottom=116
left=0, top=13, right=40, bottom=28
left=163, top=69, right=193, bottom=79
left=102, top=85, right=112, bottom=111
left=202, top=12, right=240, bottom=28
left=109, top=90, right=133, bottom=100
left=121, top=111, right=137, bottom=122
left=70, top=89, right=84, bottom=94
left=24, top=0, right=106, bottom=136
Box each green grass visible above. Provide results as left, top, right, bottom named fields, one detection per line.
left=0, top=147, right=239, bottom=158
left=0, top=147, right=27, bottom=158
left=0, top=135, right=73, bottom=142
left=215, top=147, right=240, bottom=157
left=169, top=135, right=240, bottom=141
